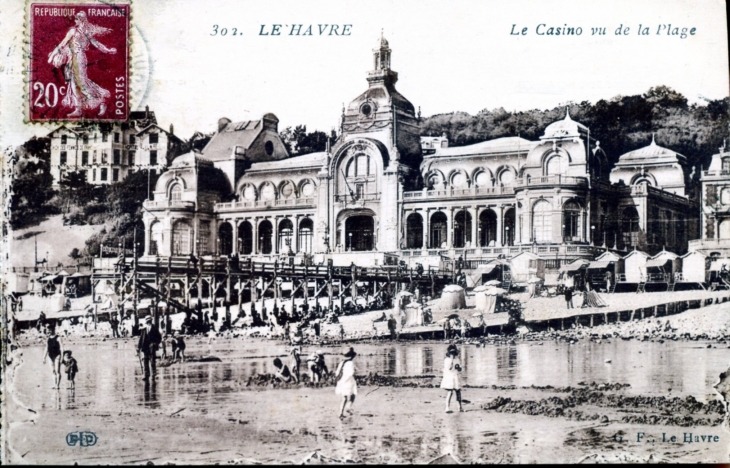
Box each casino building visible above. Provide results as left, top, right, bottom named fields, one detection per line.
left=141, top=36, right=700, bottom=271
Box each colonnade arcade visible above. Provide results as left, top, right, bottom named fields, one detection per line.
left=146, top=215, right=316, bottom=257
left=403, top=206, right=516, bottom=250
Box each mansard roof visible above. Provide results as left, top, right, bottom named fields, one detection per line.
left=247, top=151, right=327, bottom=172
left=429, top=136, right=537, bottom=158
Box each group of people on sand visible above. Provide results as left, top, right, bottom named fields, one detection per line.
left=270, top=342, right=466, bottom=418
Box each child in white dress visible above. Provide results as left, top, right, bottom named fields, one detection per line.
left=335, top=347, right=357, bottom=419
left=440, top=344, right=463, bottom=413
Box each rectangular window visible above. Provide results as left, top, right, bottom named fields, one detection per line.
left=149, top=133, right=159, bottom=144
left=100, top=168, right=108, bottom=181
left=102, top=133, right=108, bottom=142
left=94, top=133, right=98, bottom=142
left=82, top=151, right=89, bottom=165
left=150, top=150, right=158, bottom=166
left=114, top=132, right=120, bottom=143
left=82, top=135, right=89, bottom=145
left=128, top=151, right=136, bottom=165
left=93, top=169, right=97, bottom=181
left=101, top=151, right=108, bottom=164
left=61, top=135, right=67, bottom=145
left=113, top=149, right=121, bottom=165
left=130, top=135, right=136, bottom=145
left=60, top=151, right=67, bottom=165
left=112, top=168, right=119, bottom=182
left=80, top=170, right=87, bottom=181
left=93, top=150, right=97, bottom=164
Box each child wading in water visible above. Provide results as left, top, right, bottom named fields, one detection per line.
left=335, top=347, right=357, bottom=419
left=62, top=350, right=78, bottom=389
left=441, top=344, right=463, bottom=413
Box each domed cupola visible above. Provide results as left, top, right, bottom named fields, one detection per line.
left=541, top=108, right=589, bottom=140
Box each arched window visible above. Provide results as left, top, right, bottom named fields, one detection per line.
left=499, top=169, right=514, bottom=186
left=241, top=184, right=257, bottom=201
left=453, top=210, right=472, bottom=248
left=170, top=183, right=182, bottom=201
left=721, top=188, right=730, bottom=205
left=634, top=177, right=652, bottom=187
left=545, top=155, right=566, bottom=175
left=278, top=219, right=294, bottom=252
left=258, top=220, right=273, bottom=254
left=532, top=200, right=552, bottom=243
left=238, top=221, right=253, bottom=254
left=621, top=206, right=640, bottom=248
left=406, top=213, right=423, bottom=249
left=172, top=220, right=192, bottom=255
left=347, top=155, right=372, bottom=177
left=427, top=173, right=444, bottom=190
left=298, top=218, right=314, bottom=253
left=504, top=208, right=515, bottom=246
left=562, top=201, right=581, bottom=242
left=260, top=183, right=275, bottom=201
left=300, top=181, right=316, bottom=198
left=720, top=219, right=730, bottom=240
left=479, top=209, right=497, bottom=247
left=430, top=212, right=447, bottom=248
left=474, top=171, right=492, bottom=187
left=150, top=221, right=163, bottom=255
left=218, top=223, right=233, bottom=255
left=280, top=182, right=295, bottom=199
left=451, top=172, right=467, bottom=188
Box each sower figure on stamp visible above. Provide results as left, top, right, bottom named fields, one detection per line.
left=137, top=316, right=162, bottom=381
left=47, top=11, right=116, bottom=117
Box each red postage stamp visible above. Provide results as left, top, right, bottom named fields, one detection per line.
left=28, top=2, right=130, bottom=122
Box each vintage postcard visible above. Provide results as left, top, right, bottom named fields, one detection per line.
left=1, top=0, right=729, bottom=464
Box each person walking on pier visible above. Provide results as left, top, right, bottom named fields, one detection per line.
left=441, top=344, right=463, bottom=413
left=137, top=316, right=162, bottom=380
left=335, top=347, right=358, bottom=419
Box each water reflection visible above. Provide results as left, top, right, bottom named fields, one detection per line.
left=12, top=338, right=728, bottom=418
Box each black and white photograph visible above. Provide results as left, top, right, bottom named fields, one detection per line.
left=2, top=0, right=730, bottom=464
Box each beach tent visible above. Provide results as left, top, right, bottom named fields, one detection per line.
left=559, top=259, right=589, bottom=289
left=439, top=285, right=466, bottom=310
left=473, top=285, right=498, bottom=313
left=509, top=252, right=544, bottom=282
left=679, top=251, right=709, bottom=284
left=622, top=250, right=651, bottom=283
left=403, top=303, right=424, bottom=327
left=646, top=250, right=681, bottom=282
left=476, top=260, right=511, bottom=286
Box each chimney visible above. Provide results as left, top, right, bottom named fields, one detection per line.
left=169, top=123, right=174, bottom=135
left=233, top=145, right=246, bottom=159
left=145, top=105, right=149, bottom=120
left=218, top=117, right=231, bottom=133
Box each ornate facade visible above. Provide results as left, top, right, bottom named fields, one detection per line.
left=142, top=36, right=700, bottom=272
left=689, top=143, right=730, bottom=256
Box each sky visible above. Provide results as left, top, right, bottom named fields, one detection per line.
left=1, top=0, right=728, bottom=146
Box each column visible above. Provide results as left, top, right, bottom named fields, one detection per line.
left=446, top=207, right=453, bottom=248
left=143, top=219, right=151, bottom=256
left=293, top=215, right=300, bottom=253
left=229, top=218, right=235, bottom=254
left=423, top=210, right=429, bottom=250
left=496, top=206, right=503, bottom=247
left=253, top=217, right=259, bottom=254
left=269, top=217, right=275, bottom=254
left=274, top=216, right=281, bottom=254
left=470, top=207, right=477, bottom=247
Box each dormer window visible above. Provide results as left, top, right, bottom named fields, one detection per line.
left=149, top=133, right=159, bottom=144
left=61, top=134, right=67, bottom=145
left=722, top=157, right=730, bottom=172
left=265, top=141, right=274, bottom=156
left=170, top=184, right=182, bottom=201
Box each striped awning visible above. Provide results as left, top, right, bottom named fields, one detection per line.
left=587, top=260, right=613, bottom=269
left=646, top=258, right=670, bottom=268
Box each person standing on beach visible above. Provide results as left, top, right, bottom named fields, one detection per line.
left=137, top=316, right=161, bottom=380
left=440, top=344, right=463, bottom=413
left=43, top=328, right=63, bottom=389
left=387, top=314, right=397, bottom=340
left=564, top=287, right=574, bottom=309
left=289, top=346, right=301, bottom=383
left=335, top=347, right=358, bottom=419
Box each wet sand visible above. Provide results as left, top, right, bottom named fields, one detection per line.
left=4, top=336, right=729, bottom=464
